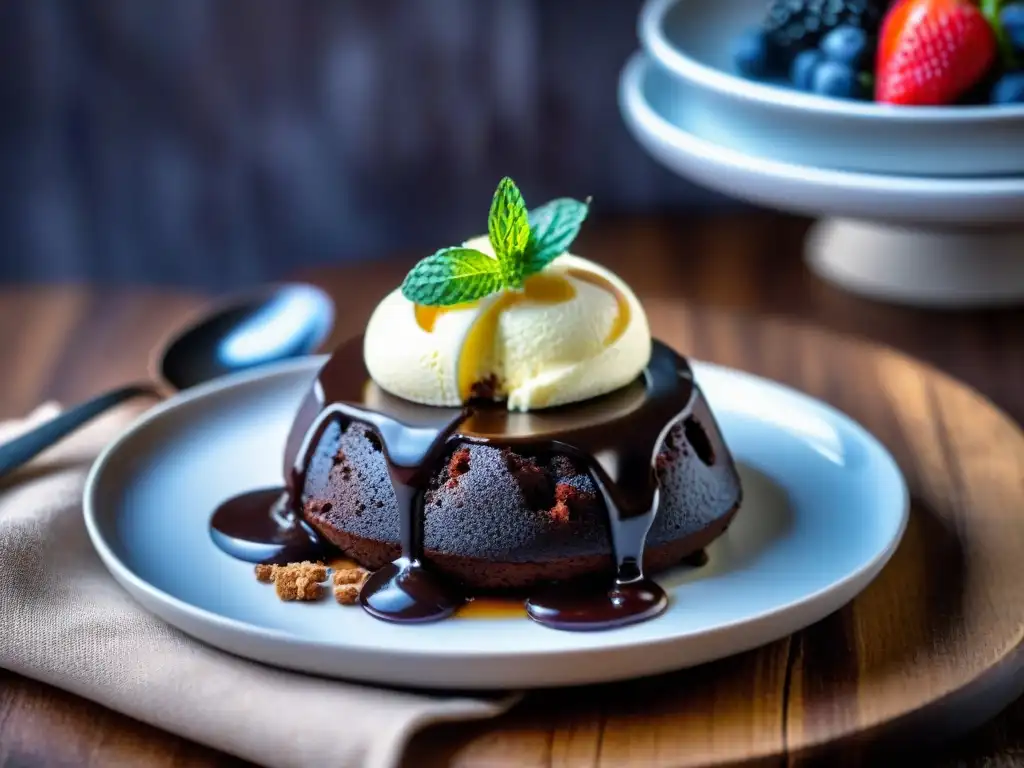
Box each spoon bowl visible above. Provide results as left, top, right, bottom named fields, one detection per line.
left=159, top=284, right=335, bottom=391
left=0, top=283, right=335, bottom=478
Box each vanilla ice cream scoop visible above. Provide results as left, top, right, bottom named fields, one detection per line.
left=363, top=235, right=651, bottom=411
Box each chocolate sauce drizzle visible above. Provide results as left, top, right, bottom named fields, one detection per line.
left=209, top=489, right=323, bottom=565
left=210, top=335, right=700, bottom=631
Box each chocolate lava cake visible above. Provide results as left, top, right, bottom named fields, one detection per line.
left=299, top=381, right=741, bottom=590
left=213, top=176, right=746, bottom=629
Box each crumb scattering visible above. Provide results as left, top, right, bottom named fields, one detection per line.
left=254, top=558, right=371, bottom=607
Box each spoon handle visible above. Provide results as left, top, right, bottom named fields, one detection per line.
left=0, top=384, right=160, bottom=477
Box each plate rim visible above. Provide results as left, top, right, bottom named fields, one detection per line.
left=83, top=355, right=909, bottom=683
left=618, top=52, right=1024, bottom=198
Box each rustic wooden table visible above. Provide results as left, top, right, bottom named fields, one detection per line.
left=1, top=212, right=1022, bottom=767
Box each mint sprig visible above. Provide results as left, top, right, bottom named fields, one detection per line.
left=401, top=176, right=591, bottom=307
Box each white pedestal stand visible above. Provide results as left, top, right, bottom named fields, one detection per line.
left=806, top=219, right=1024, bottom=308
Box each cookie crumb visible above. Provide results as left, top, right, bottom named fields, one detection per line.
left=333, top=566, right=370, bottom=585
left=276, top=573, right=323, bottom=601
left=255, top=561, right=328, bottom=601
left=334, top=584, right=362, bottom=605
left=292, top=561, right=328, bottom=582
left=331, top=565, right=369, bottom=605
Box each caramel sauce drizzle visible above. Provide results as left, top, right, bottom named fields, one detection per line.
left=565, top=268, right=631, bottom=346
left=413, top=267, right=632, bottom=402
left=455, top=596, right=529, bottom=620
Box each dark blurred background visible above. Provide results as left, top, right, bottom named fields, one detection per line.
left=0, top=0, right=730, bottom=289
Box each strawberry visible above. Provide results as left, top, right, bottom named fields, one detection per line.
left=876, top=0, right=997, bottom=105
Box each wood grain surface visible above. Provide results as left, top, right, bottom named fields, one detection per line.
left=1, top=212, right=1023, bottom=767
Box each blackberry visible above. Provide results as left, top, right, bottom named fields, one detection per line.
left=763, top=0, right=889, bottom=54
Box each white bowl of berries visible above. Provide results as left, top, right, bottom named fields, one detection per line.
left=639, top=0, right=1024, bottom=176
left=619, top=51, right=1024, bottom=307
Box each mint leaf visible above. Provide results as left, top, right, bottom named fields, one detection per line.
left=523, top=197, right=590, bottom=275
left=400, top=247, right=503, bottom=306
left=399, top=177, right=589, bottom=307
left=487, top=177, right=530, bottom=289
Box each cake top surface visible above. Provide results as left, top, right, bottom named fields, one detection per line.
left=363, top=177, right=652, bottom=411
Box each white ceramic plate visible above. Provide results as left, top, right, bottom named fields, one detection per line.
left=84, top=356, right=908, bottom=690
left=638, top=0, right=1024, bottom=176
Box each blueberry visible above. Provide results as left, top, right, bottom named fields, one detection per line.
left=820, top=25, right=869, bottom=68
left=733, top=28, right=775, bottom=78
left=1000, top=4, right=1024, bottom=51
left=790, top=49, right=824, bottom=90
left=991, top=72, right=1024, bottom=104
left=811, top=60, right=860, bottom=99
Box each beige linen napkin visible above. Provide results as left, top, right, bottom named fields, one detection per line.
left=0, top=405, right=514, bottom=768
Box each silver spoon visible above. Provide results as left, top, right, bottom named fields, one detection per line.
left=0, top=283, right=335, bottom=478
